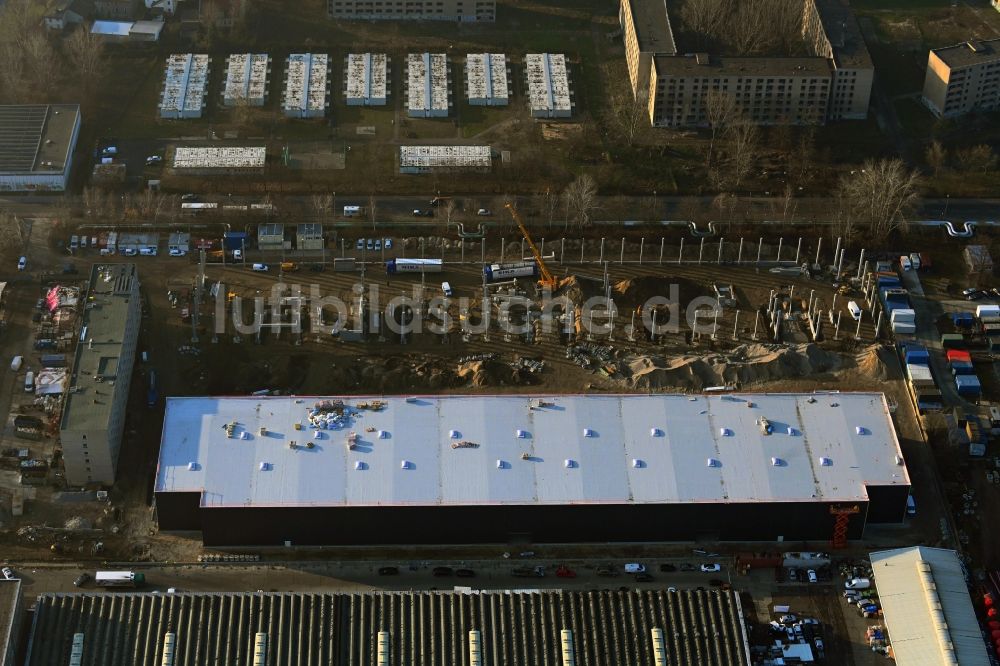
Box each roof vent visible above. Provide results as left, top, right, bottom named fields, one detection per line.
left=516, top=429, right=528, bottom=438
left=187, top=462, right=198, bottom=471
left=632, top=458, right=644, bottom=468
left=771, top=457, right=784, bottom=467
left=720, top=427, right=732, bottom=437
left=496, top=459, right=505, bottom=469
left=787, top=427, right=797, bottom=435
left=706, top=457, right=720, bottom=467
left=449, top=429, right=460, bottom=438
left=355, top=461, right=366, bottom=470
left=401, top=460, right=411, bottom=469
left=819, top=457, right=832, bottom=466
left=378, top=430, right=387, bottom=439
left=241, top=431, right=249, bottom=440
left=856, top=426, right=868, bottom=435
left=259, top=427, right=267, bottom=436
left=314, top=431, right=322, bottom=439
left=259, top=461, right=270, bottom=471
left=650, top=427, right=662, bottom=437
left=895, top=455, right=904, bottom=465
left=582, top=428, right=594, bottom=437
left=405, top=396, right=418, bottom=403
left=564, top=459, right=576, bottom=468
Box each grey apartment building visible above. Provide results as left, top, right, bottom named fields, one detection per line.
left=328, top=0, right=494, bottom=22
left=621, top=0, right=873, bottom=127
left=922, top=39, right=1000, bottom=118
left=59, top=264, right=140, bottom=486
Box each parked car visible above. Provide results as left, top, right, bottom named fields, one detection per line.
left=700, top=563, right=721, bottom=573
left=168, top=248, right=186, bottom=257
left=624, top=563, right=646, bottom=573
left=512, top=566, right=545, bottom=578
left=374, top=239, right=382, bottom=251
left=807, top=569, right=818, bottom=583
left=74, top=572, right=92, bottom=587
left=356, top=238, right=364, bottom=250
left=251, top=263, right=269, bottom=272
left=778, top=614, right=797, bottom=625
left=845, top=577, right=871, bottom=590
left=456, top=569, right=476, bottom=578
left=635, top=572, right=654, bottom=582
left=377, top=566, right=399, bottom=576
left=432, top=566, right=453, bottom=577
left=17, top=256, right=26, bottom=271
left=596, top=565, right=617, bottom=577
left=145, top=155, right=163, bottom=165
left=1, top=567, right=14, bottom=580
left=679, top=563, right=696, bottom=572
left=413, top=209, right=433, bottom=217
left=788, top=568, right=799, bottom=582
left=366, top=238, right=374, bottom=251
left=384, top=238, right=393, bottom=249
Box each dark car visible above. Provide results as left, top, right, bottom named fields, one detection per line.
left=73, top=572, right=91, bottom=587
left=456, top=568, right=476, bottom=578
left=432, top=567, right=453, bottom=577
left=308, top=264, right=324, bottom=272
left=635, top=572, right=654, bottom=582
left=596, top=565, right=618, bottom=577
left=659, top=563, right=677, bottom=572
left=679, top=563, right=696, bottom=572
left=512, top=567, right=534, bottom=578
left=378, top=566, right=399, bottom=576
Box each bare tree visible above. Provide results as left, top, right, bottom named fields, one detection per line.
left=311, top=193, right=333, bottom=223
left=0, top=44, right=26, bottom=104
left=725, top=120, right=760, bottom=190
left=562, top=175, right=598, bottom=228
left=604, top=63, right=649, bottom=146
left=956, top=144, right=997, bottom=174
left=444, top=198, right=456, bottom=227
left=137, top=189, right=159, bottom=219
left=925, top=139, right=946, bottom=177
left=704, top=90, right=737, bottom=168
left=65, top=28, right=104, bottom=97
left=835, top=158, right=919, bottom=242
left=368, top=193, right=377, bottom=232
left=23, top=33, right=57, bottom=96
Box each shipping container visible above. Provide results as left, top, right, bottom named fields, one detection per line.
left=890, top=308, right=915, bottom=323
left=951, top=362, right=975, bottom=376
left=904, top=345, right=930, bottom=365
left=39, top=354, right=66, bottom=368
left=892, top=322, right=916, bottom=335
left=906, top=363, right=934, bottom=385
left=941, top=333, right=966, bottom=349
left=946, top=349, right=972, bottom=363
left=952, top=312, right=976, bottom=328
left=385, top=259, right=443, bottom=274
left=333, top=257, right=356, bottom=272
left=909, top=253, right=921, bottom=270
left=955, top=374, right=982, bottom=396
left=978, top=304, right=1000, bottom=319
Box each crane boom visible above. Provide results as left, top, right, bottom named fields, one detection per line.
left=505, top=203, right=558, bottom=289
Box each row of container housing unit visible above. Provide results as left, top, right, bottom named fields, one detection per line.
left=283, top=54, right=331, bottom=118
left=874, top=271, right=915, bottom=336
left=222, top=54, right=271, bottom=107
left=902, top=344, right=944, bottom=414
left=158, top=54, right=210, bottom=119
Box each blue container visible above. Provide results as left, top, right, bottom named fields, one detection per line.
left=951, top=362, right=975, bottom=376
left=904, top=346, right=930, bottom=365
left=952, top=312, right=975, bottom=327
left=955, top=375, right=982, bottom=395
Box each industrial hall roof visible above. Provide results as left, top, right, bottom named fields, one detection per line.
left=26, top=589, right=751, bottom=666
left=154, top=392, right=908, bottom=508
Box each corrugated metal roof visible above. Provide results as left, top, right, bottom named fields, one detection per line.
left=155, top=393, right=908, bottom=508
left=869, top=546, right=989, bottom=666
left=26, top=589, right=750, bottom=666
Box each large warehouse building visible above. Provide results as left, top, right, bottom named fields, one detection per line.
left=0, top=104, right=80, bottom=192
left=155, top=393, right=909, bottom=546
left=25, top=589, right=750, bottom=666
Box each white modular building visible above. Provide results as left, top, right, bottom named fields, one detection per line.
left=171, top=147, right=266, bottom=174
left=159, top=53, right=210, bottom=119
left=223, top=53, right=271, bottom=107
left=399, top=145, right=491, bottom=173
left=406, top=53, right=450, bottom=118
left=283, top=53, right=331, bottom=119
left=525, top=53, right=573, bottom=118
left=344, top=53, right=389, bottom=106
left=465, top=53, right=509, bottom=106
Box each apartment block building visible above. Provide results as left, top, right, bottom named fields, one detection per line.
left=620, top=0, right=872, bottom=127
left=60, top=264, right=140, bottom=486
left=328, top=0, right=495, bottom=22
left=922, top=39, right=1000, bottom=118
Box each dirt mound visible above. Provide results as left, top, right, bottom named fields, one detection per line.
left=555, top=275, right=603, bottom=305
left=625, top=343, right=844, bottom=391
left=856, top=345, right=894, bottom=381
left=457, top=360, right=531, bottom=387
left=612, top=275, right=712, bottom=311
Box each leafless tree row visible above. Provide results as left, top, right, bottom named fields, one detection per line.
left=677, top=0, right=806, bottom=56
left=925, top=139, right=997, bottom=175
left=833, top=158, right=919, bottom=242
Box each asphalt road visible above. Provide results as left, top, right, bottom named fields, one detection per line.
left=11, top=558, right=736, bottom=601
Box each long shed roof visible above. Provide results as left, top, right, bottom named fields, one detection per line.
left=155, top=393, right=908, bottom=508
left=26, top=589, right=751, bottom=666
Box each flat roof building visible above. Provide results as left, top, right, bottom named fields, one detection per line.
left=0, top=580, right=23, bottom=666
left=465, top=53, right=509, bottom=106
left=296, top=223, right=324, bottom=250
left=923, top=39, right=1000, bottom=118
left=406, top=53, right=451, bottom=118
left=155, top=392, right=909, bottom=546
left=60, top=264, right=140, bottom=486
left=525, top=53, right=573, bottom=118
left=0, top=104, right=80, bottom=193
left=619, top=0, right=676, bottom=97
left=399, top=145, right=492, bottom=173
left=171, top=146, right=266, bottom=174
left=344, top=53, right=389, bottom=106
left=803, top=0, right=874, bottom=121
left=222, top=53, right=270, bottom=107
left=282, top=53, right=330, bottom=118
left=26, top=589, right=751, bottom=666
left=158, top=53, right=210, bottom=119
left=328, top=0, right=494, bottom=22
left=869, top=546, right=990, bottom=665
left=256, top=222, right=284, bottom=250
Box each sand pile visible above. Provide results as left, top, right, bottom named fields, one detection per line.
left=625, top=343, right=843, bottom=391
left=856, top=345, right=893, bottom=381
left=612, top=276, right=711, bottom=311
left=457, top=360, right=535, bottom=387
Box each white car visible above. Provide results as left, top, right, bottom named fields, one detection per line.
left=700, top=563, right=721, bottom=573
left=145, top=156, right=163, bottom=165
left=807, top=569, right=818, bottom=583
left=168, top=248, right=186, bottom=257
left=624, top=563, right=646, bottom=573
left=477, top=208, right=492, bottom=216
left=17, top=256, right=25, bottom=271
left=121, top=248, right=138, bottom=257
left=251, top=263, right=269, bottom=272
left=1, top=567, right=14, bottom=580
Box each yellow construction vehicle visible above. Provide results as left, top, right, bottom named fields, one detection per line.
left=504, top=202, right=558, bottom=290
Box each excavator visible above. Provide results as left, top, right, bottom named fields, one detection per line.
left=504, top=202, right=558, bottom=291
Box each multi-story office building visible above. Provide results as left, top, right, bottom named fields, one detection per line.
left=922, top=39, right=1000, bottom=118
left=60, top=264, right=140, bottom=486
left=328, top=0, right=494, bottom=22
left=620, top=0, right=873, bottom=127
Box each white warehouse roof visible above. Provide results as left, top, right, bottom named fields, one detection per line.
left=869, top=547, right=989, bottom=666
left=172, top=146, right=266, bottom=169
left=155, top=393, right=908, bottom=509
left=525, top=53, right=571, bottom=116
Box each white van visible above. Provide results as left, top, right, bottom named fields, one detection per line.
left=24, top=371, right=34, bottom=393
left=624, top=563, right=646, bottom=573
left=139, top=247, right=157, bottom=256
left=251, top=263, right=269, bottom=272
left=847, top=300, right=862, bottom=321
left=441, top=281, right=453, bottom=297
left=10, top=356, right=22, bottom=372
